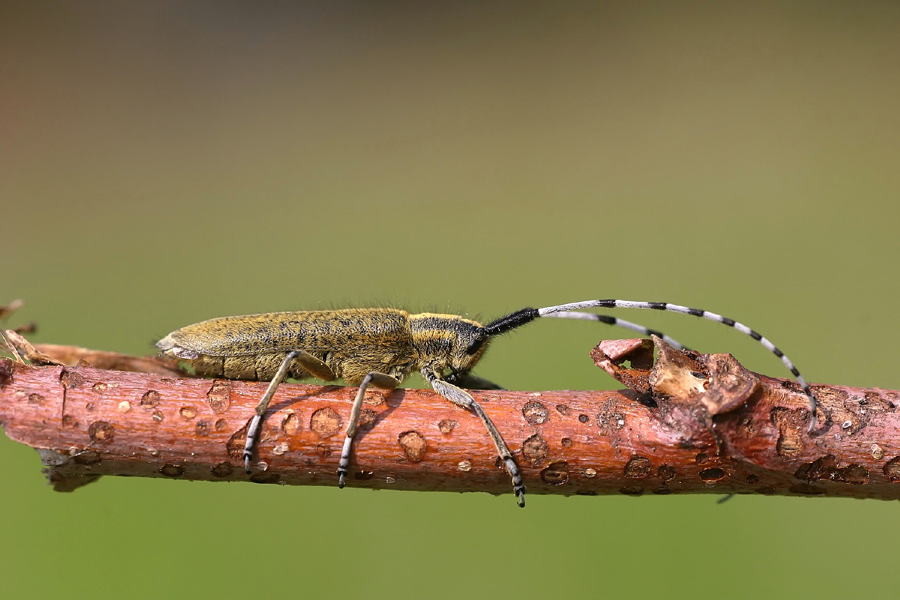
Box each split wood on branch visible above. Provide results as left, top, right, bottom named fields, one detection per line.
left=1, top=335, right=899, bottom=500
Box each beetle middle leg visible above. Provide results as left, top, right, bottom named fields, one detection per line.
left=426, top=371, right=525, bottom=507
left=337, top=371, right=400, bottom=487
left=244, top=349, right=336, bottom=473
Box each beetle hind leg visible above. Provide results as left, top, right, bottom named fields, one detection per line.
left=244, top=349, right=335, bottom=474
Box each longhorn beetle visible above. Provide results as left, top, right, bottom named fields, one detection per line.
left=156, top=299, right=819, bottom=507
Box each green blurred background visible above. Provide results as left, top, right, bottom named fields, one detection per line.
left=2, top=2, right=898, bottom=598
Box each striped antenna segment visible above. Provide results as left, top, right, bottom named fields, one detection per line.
left=538, top=299, right=818, bottom=432
left=540, top=310, right=687, bottom=350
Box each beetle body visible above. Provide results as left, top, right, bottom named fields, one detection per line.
left=156, top=308, right=489, bottom=385
left=157, top=298, right=818, bottom=507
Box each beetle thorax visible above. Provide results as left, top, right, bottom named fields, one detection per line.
left=407, top=313, right=489, bottom=376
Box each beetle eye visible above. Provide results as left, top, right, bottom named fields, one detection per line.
left=466, top=337, right=486, bottom=355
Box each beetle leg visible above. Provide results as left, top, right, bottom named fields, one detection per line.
left=243, top=350, right=301, bottom=473
left=425, top=370, right=525, bottom=507
left=337, top=371, right=400, bottom=488
left=244, top=349, right=340, bottom=473
left=293, top=350, right=335, bottom=381
left=446, top=372, right=504, bottom=390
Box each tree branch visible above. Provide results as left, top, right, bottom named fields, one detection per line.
left=1, top=336, right=898, bottom=501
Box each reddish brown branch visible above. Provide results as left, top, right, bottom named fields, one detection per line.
left=1, top=338, right=899, bottom=501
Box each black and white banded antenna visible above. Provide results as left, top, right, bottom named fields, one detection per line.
left=538, top=310, right=688, bottom=350
left=483, top=299, right=818, bottom=432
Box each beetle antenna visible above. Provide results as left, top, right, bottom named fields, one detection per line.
left=535, top=299, right=819, bottom=432
left=484, top=307, right=688, bottom=349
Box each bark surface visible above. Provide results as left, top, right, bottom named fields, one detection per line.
left=1, top=337, right=898, bottom=500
